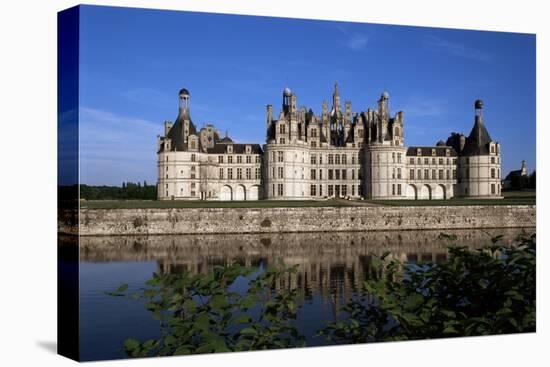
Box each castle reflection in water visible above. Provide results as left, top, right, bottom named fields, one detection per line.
left=78, top=228, right=533, bottom=309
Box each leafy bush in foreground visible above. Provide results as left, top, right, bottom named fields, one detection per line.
left=108, top=261, right=304, bottom=357
left=109, top=234, right=536, bottom=356
left=319, top=234, right=536, bottom=343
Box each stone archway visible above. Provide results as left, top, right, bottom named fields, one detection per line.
left=419, top=185, right=431, bottom=200
left=234, top=185, right=246, bottom=201
left=220, top=185, right=232, bottom=201
left=433, top=184, right=446, bottom=200
left=406, top=184, right=417, bottom=200
left=248, top=185, right=260, bottom=201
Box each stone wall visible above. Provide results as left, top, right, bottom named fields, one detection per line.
left=65, top=205, right=535, bottom=236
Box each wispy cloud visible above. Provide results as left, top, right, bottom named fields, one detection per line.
left=423, top=35, right=492, bottom=63
left=346, top=33, right=369, bottom=51
left=399, top=96, right=449, bottom=118
left=333, top=24, right=370, bottom=51
left=80, top=107, right=160, bottom=184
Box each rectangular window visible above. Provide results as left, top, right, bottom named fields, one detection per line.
left=237, top=168, right=243, bottom=179
left=397, top=184, right=402, bottom=195
left=439, top=158, right=443, bottom=165
left=392, top=168, right=395, bottom=179
left=328, top=185, right=334, bottom=196
left=328, top=169, right=333, bottom=180
left=491, top=184, right=496, bottom=194
left=246, top=156, right=251, bottom=164
left=335, top=170, right=340, bottom=180
left=397, top=168, right=401, bottom=179
left=352, top=156, right=356, bottom=165
left=342, top=170, right=347, bottom=180
left=255, top=168, right=261, bottom=179
left=424, top=158, right=429, bottom=165
left=351, top=185, right=355, bottom=196
left=191, top=154, right=196, bottom=162
left=397, top=153, right=402, bottom=163
left=278, top=167, right=284, bottom=179
left=432, top=169, right=436, bottom=179
left=358, top=185, right=363, bottom=196
left=335, top=155, right=340, bottom=165
left=328, top=154, right=334, bottom=164
left=246, top=168, right=252, bottom=180
left=237, top=155, right=242, bottom=164
left=342, top=154, right=347, bottom=164
left=392, top=152, right=395, bottom=163
left=453, top=170, right=457, bottom=179
left=446, top=170, right=450, bottom=180
left=342, top=185, right=347, bottom=197
left=491, top=168, right=495, bottom=178
left=228, top=156, right=233, bottom=164
left=352, top=170, right=355, bottom=180
left=218, top=155, right=223, bottom=163
left=319, top=155, right=323, bottom=164
left=310, top=185, right=316, bottom=196
left=418, top=169, right=421, bottom=179
left=410, top=169, right=415, bottom=180
left=190, top=174, right=196, bottom=179
left=424, top=169, right=429, bottom=180
left=410, top=158, right=415, bottom=164
left=278, top=151, right=284, bottom=162
left=392, top=184, right=396, bottom=195
left=256, top=156, right=261, bottom=163
left=277, top=184, right=284, bottom=196
left=311, top=155, right=317, bottom=164
left=319, top=169, right=323, bottom=180
left=219, top=168, right=224, bottom=179
left=319, top=185, right=323, bottom=196
left=311, top=169, right=316, bottom=180
left=439, top=169, right=444, bottom=180
left=228, top=168, right=233, bottom=179
left=432, top=158, right=436, bottom=165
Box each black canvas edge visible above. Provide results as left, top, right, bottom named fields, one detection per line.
left=57, top=5, right=80, bottom=362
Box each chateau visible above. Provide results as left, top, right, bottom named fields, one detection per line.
left=157, top=84, right=502, bottom=201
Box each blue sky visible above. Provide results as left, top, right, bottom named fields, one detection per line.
left=78, top=5, right=536, bottom=185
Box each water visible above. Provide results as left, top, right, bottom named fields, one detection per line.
left=73, top=228, right=534, bottom=361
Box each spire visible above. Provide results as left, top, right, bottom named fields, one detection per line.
left=332, top=81, right=341, bottom=115
left=178, top=88, right=190, bottom=120
left=461, top=99, right=493, bottom=156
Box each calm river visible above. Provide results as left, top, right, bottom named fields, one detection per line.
left=70, top=228, right=534, bottom=361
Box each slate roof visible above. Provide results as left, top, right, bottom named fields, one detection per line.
left=406, top=146, right=458, bottom=157
left=165, top=111, right=197, bottom=151
left=461, top=117, right=493, bottom=156
left=206, top=143, right=263, bottom=155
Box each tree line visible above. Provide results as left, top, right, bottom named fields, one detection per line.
left=507, top=170, right=536, bottom=190
left=80, top=181, right=157, bottom=200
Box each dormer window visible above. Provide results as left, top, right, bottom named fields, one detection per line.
left=445, top=149, right=450, bottom=156
left=246, top=145, right=251, bottom=154
left=431, top=149, right=436, bottom=156
left=417, top=148, right=422, bottom=156
left=227, top=145, right=233, bottom=154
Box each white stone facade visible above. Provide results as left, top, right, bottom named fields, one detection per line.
left=157, top=86, right=502, bottom=201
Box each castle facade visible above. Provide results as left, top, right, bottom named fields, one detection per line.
left=157, top=85, right=502, bottom=201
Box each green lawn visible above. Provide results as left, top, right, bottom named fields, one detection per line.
left=80, top=198, right=359, bottom=209
left=80, top=191, right=535, bottom=209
